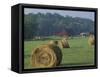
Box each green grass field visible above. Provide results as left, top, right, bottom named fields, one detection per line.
left=24, top=36, right=94, bottom=69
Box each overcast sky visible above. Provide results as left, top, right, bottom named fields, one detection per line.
left=24, top=8, right=95, bottom=21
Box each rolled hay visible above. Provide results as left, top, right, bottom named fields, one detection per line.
left=88, top=34, right=95, bottom=47
left=49, top=40, right=58, bottom=46
left=58, top=41, right=63, bottom=49
left=31, top=44, right=62, bottom=68
left=58, top=38, right=70, bottom=48
left=63, top=35, right=69, bottom=40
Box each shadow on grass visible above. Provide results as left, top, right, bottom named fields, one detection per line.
left=59, top=62, right=93, bottom=67
left=69, top=46, right=84, bottom=49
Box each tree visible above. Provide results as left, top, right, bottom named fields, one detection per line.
left=24, top=13, right=94, bottom=39
left=24, top=13, right=38, bottom=40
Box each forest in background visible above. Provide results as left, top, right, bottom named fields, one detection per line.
left=24, top=13, right=94, bottom=40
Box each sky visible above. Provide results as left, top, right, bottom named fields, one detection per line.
left=24, top=8, right=95, bottom=21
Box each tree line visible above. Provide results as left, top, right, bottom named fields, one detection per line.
left=24, top=13, right=94, bottom=40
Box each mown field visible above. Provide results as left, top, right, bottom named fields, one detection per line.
left=24, top=36, right=94, bottom=69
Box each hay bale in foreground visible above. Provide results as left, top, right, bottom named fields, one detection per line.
left=31, top=44, right=62, bottom=68
left=58, top=38, right=70, bottom=48
left=88, top=34, right=95, bottom=47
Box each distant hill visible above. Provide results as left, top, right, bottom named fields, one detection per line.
left=24, top=13, right=94, bottom=39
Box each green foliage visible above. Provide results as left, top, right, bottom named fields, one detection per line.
left=24, top=13, right=94, bottom=40
left=24, top=13, right=38, bottom=40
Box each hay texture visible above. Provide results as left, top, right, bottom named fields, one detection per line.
left=88, top=34, right=95, bottom=47
left=49, top=40, right=58, bottom=46
left=31, top=44, right=62, bottom=68
left=58, top=38, right=70, bottom=48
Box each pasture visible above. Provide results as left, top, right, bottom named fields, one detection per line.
left=24, top=36, right=94, bottom=69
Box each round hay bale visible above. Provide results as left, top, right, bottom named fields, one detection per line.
left=63, top=35, right=69, bottom=40
left=58, top=41, right=63, bottom=49
left=59, top=38, right=70, bottom=48
left=49, top=40, right=58, bottom=46
left=31, top=44, right=62, bottom=68
left=88, top=34, right=95, bottom=47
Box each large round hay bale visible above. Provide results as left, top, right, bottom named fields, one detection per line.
left=88, top=34, right=95, bottom=47
left=31, top=44, right=62, bottom=68
left=59, top=38, right=70, bottom=48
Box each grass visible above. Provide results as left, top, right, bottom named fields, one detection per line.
left=24, top=36, right=94, bottom=69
